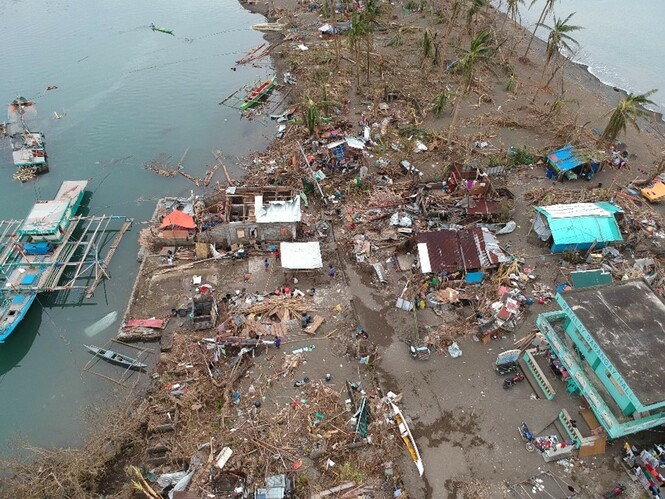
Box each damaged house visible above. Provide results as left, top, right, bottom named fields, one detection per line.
left=414, top=227, right=511, bottom=276
left=531, top=202, right=623, bottom=253
left=207, top=187, right=301, bottom=247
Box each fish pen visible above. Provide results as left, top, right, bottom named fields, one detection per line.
left=0, top=215, right=133, bottom=301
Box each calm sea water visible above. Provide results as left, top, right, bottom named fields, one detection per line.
left=503, top=0, right=665, bottom=115
left=0, top=0, right=270, bottom=453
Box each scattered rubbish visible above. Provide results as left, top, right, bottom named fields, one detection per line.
left=291, top=345, right=315, bottom=354
left=448, top=342, right=462, bottom=358
left=283, top=72, right=297, bottom=85
left=215, top=447, right=233, bottom=469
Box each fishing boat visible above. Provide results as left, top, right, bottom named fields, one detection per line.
left=10, top=130, right=48, bottom=174
left=240, top=75, right=277, bottom=111
left=0, top=181, right=88, bottom=342
left=150, top=23, right=174, bottom=35
left=84, top=344, right=148, bottom=370
left=388, top=400, right=424, bottom=476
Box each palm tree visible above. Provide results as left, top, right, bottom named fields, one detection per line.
left=522, top=0, right=559, bottom=61
left=601, top=90, right=658, bottom=143
left=466, top=0, right=487, bottom=34
left=449, top=30, right=495, bottom=136
left=347, top=12, right=370, bottom=87
left=541, top=13, right=581, bottom=74
left=531, top=12, right=581, bottom=102
left=501, top=0, right=526, bottom=31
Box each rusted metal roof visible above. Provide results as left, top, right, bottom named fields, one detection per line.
left=416, top=228, right=510, bottom=274
left=466, top=199, right=499, bottom=215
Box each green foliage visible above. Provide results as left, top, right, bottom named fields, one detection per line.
left=505, top=74, right=517, bottom=92
left=387, top=31, right=403, bottom=47
left=366, top=0, right=381, bottom=17
left=432, top=89, right=451, bottom=116
left=466, top=0, right=487, bottom=33
left=497, top=199, right=514, bottom=223
left=459, top=30, right=494, bottom=91
left=295, top=474, right=310, bottom=492
left=507, top=145, right=535, bottom=167
left=539, top=12, right=582, bottom=69
left=404, top=0, right=418, bottom=12
left=304, top=98, right=322, bottom=136
left=487, top=154, right=503, bottom=167
left=340, top=461, right=365, bottom=485
left=398, top=126, right=434, bottom=142
left=601, top=90, right=658, bottom=143
left=419, top=28, right=434, bottom=61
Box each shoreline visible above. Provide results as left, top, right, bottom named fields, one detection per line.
left=3, top=0, right=665, bottom=496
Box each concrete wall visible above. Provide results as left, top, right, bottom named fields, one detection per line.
left=207, top=222, right=296, bottom=248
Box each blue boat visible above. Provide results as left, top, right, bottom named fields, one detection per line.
left=0, top=181, right=88, bottom=343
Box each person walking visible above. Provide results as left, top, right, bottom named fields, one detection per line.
left=264, top=258, right=269, bottom=272
left=327, top=264, right=336, bottom=279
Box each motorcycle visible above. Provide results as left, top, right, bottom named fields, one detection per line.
left=496, top=360, right=518, bottom=375
left=503, top=371, right=525, bottom=389
left=518, top=421, right=536, bottom=452
left=601, top=483, right=625, bottom=498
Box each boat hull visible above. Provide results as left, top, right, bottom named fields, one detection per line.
left=84, top=344, right=147, bottom=370
left=240, top=76, right=276, bottom=111
left=0, top=293, right=37, bottom=343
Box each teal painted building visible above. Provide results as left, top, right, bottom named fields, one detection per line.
left=536, top=280, right=665, bottom=439
left=532, top=202, right=623, bottom=253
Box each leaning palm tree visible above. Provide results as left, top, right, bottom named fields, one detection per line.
left=449, top=30, right=495, bottom=136
left=601, top=90, right=658, bottom=143
left=501, top=0, right=526, bottom=30
left=522, top=0, right=559, bottom=60
left=531, top=12, right=581, bottom=103
left=541, top=13, right=581, bottom=74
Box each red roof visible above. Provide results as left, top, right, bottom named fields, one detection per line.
left=161, top=210, right=195, bottom=229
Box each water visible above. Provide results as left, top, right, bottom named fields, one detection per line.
left=0, top=0, right=270, bottom=453
left=501, top=0, right=665, bottom=115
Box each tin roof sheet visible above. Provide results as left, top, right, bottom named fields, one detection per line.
left=416, top=228, right=510, bottom=274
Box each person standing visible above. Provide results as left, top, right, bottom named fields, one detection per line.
left=328, top=264, right=336, bottom=279
left=264, top=258, right=269, bottom=272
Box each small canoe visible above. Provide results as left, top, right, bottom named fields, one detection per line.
left=84, top=344, right=147, bottom=370
left=150, top=24, right=174, bottom=35
left=389, top=401, right=424, bottom=476
left=240, top=75, right=277, bottom=111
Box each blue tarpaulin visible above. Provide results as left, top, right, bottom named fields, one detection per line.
left=547, top=144, right=584, bottom=173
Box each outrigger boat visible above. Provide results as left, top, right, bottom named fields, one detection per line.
left=240, top=75, right=277, bottom=111
left=0, top=181, right=133, bottom=344
left=84, top=344, right=147, bottom=370
left=10, top=130, right=48, bottom=174
left=150, top=23, right=174, bottom=35
left=388, top=400, right=424, bottom=476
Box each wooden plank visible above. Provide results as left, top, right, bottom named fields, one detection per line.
left=305, top=315, right=324, bottom=334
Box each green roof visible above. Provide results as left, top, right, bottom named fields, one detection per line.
left=535, top=202, right=623, bottom=247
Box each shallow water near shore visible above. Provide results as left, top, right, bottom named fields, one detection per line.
left=0, top=0, right=269, bottom=453
left=513, top=0, right=665, bottom=115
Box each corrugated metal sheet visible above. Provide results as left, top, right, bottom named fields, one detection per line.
left=416, top=228, right=509, bottom=274
left=534, top=202, right=623, bottom=251
left=547, top=144, right=584, bottom=173
left=255, top=195, right=302, bottom=223
left=466, top=199, right=499, bottom=215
